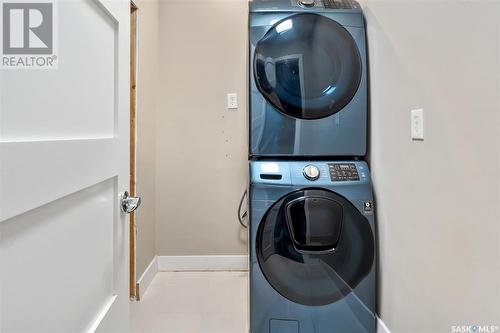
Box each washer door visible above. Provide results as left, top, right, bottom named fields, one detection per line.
left=257, top=188, right=374, bottom=306
left=254, top=13, right=362, bottom=120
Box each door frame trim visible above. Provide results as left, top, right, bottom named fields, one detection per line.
left=129, top=0, right=139, bottom=300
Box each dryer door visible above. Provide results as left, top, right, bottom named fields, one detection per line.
left=257, top=188, right=374, bottom=306
left=254, top=13, right=362, bottom=120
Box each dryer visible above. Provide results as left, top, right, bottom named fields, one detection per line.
left=249, top=160, right=376, bottom=333
left=249, top=0, right=368, bottom=157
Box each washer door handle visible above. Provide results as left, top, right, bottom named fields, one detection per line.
left=284, top=196, right=342, bottom=254
left=120, top=191, right=141, bottom=214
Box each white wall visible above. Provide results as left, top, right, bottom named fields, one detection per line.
left=155, top=0, right=248, bottom=256
left=135, top=0, right=159, bottom=277
left=364, top=1, right=500, bottom=331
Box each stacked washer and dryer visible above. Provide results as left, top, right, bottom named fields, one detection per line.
left=247, top=0, right=376, bottom=332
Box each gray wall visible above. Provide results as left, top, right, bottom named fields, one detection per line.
left=155, top=0, right=248, bottom=256
left=364, top=1, right=500, bottom=331
left=135, top=0, right=159, bottom=277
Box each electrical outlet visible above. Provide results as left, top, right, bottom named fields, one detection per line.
left=411, top=108, right=424, bottom=140
left=227, top=93, right=238, bottom=110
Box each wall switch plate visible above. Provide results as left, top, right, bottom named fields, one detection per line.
left=411, top=108, right=424, bottom=140
left=227, top=93, right=238, bottom=109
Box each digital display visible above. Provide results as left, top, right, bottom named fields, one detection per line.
left=328, top=163, right=360, bottom=181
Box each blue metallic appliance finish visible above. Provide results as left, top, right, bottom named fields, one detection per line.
left=249, top=160, right=376, bottom=333
left=249, top=0, right=368, bottom=157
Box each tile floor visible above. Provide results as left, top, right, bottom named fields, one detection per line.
left=130, top=271, right=248, bottom=333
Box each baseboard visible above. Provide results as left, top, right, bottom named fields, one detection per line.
left=157, top=255, right=248, bottom=272
left=377, top=317, right=391, bottom=333
left=135, top=256, right=158, bottom=300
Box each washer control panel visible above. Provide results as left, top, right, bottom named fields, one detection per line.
left=328, top=163, right=360, bottom=181
left=322, top=0, right=360, bottom=9
left=250, top=161, right=370, bottom=185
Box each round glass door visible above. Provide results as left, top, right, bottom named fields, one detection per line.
left=254, top=13, right=362, bottom=120
left=257, top=189, right=374, bottom=306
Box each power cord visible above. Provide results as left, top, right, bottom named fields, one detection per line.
left=238, top=189, right=248, bottom=228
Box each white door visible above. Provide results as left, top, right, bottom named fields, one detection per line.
left=0, top=0, right=130, bottom=332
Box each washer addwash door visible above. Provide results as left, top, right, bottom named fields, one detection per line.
left=257, top=188, right=374, bottom=307
left=254, top=13, right=362, bottom=120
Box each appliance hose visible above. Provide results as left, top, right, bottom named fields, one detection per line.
left=238, top=189, right=248, bottom=228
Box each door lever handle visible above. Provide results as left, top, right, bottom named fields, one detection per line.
left=120, top=191, right=141, bottom=214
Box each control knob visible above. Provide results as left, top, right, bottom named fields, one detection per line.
left=298, top=0, right=315, bottom=7
left=303, top=165, right=320, bottom=181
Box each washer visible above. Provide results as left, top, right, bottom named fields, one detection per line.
left=249, top=160, right=376, bottom=333
left=249, top=0, right=368, bottom=157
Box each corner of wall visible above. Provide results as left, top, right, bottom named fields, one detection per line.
left=134, top=0, right=161, bottom=280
